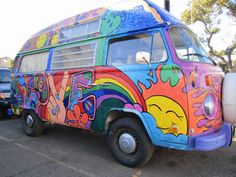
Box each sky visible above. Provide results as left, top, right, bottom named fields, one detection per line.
left=0, top=0, right=234, bottom=59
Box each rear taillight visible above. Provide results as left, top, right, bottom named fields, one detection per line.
left=0, top=93, right=10, bottom=99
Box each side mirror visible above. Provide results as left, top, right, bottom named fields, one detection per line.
left=136, top=51, right=151, bottom=64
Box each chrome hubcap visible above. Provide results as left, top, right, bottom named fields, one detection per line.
left=119, top=133, right=136, bottom=154
left=26, top=115, right=33, bottom=128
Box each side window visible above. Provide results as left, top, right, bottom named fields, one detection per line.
left=52, top=42, right=97, bottom=70
left=60, top=20, right=100, bottom=41
left=107, top=34, right=152, bottom=66
left=19, top=52, right=49, bottom=73
left=12, top=56, right=21, bottom=73
left=151, top=32, right=168, bottom=63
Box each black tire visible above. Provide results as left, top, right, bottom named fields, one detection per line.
left=0, top=111, right=4, bottom=119
left=21, top=110, right=44, bottom=136
left=0, top=106, right=7, bottom=119
left=107, top=117, right=155, bottom=167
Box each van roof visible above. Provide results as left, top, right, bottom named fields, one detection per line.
left=19, top=0, right=183, bottom=54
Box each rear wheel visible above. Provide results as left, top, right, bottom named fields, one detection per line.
left=107, top=117, right=154, bottom=167
left=0, top=111, right=4, bottom=119
left=21, top=110, right=44, bottom=136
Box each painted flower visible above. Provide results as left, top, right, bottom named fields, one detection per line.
left=67, top=104, right=89, bottom=129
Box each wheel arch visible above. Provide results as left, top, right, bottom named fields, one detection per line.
left=104, top=108, right=155, bottom=144
left=20, top=108, right=35, bottom=117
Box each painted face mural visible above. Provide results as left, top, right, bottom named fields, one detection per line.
left=137, top=64, right=188, bottom=137
left=36, top=34, right=47, bottom=49
left=146, top=96, right=187, bottom=136
left=51, top=34, right=59, bottom=46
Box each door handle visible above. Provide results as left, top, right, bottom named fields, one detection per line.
left=100, top=83, right=111, bottom=86
left=88, top=83, right=111, bottom=86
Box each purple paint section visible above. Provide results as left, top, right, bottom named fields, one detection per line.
left=194, top=103, right=203, bottom=116
left=194, top=123, right=232, bottom=151
left=97, top=95, right=127, bottom=109
left=164, top=29, right=178, bottom=63
left=197, top=119, right=211, bottom=128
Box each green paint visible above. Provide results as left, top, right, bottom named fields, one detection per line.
left=64, top=90, right=70, bottom=99
left=91, top=98, right=124, bottom=133
left=82, top=72, right=93, bottom=84
left=96, top=39, right=105, bottom=65
left=160, top=64, right=181, bottom=87
left=101, top=15, right=121, bottom=35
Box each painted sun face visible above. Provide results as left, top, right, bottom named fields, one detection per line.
left=51, top=34, right=59, bottom=46
left=36, top=34, right=47, bottom=49
left=146, top=96, right=187, bottom=136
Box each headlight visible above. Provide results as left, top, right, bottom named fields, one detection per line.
left=0, top=93, right=10, bottom=99
left=203, top=94, right=217, bottom=119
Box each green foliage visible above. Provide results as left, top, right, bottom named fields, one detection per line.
left=9, top=59, right=13, bottom=68
left=217, top=0, right=236, bottom=17
left=181, top=0, right=236, bottom=71
left=182, top=0, right=215, bottom=24
left=182, top=0, right=235, bottom=24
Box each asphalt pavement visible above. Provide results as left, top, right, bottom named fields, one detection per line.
left=0, top=117, right=235, bottom=177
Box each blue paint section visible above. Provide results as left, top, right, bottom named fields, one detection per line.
left=108, top=29, right=174, bottom=93
left=139, top=112, right=232, bottom=151
left=193, top=123, right=232, bottom=151
left=101, top=5, right=159, bottom=36
left=25, top=91, right=40, bottom=110
left=12, top=55, right=22, bottom=74
left=7, top=109, right=13, bottom=116
left=119, top=110, right=190, bottom=150
left=141, top=112, right=188, bottom=146
left=47, top=49, right=54, bottom=71
left=116, top=64, right=159, bottom=93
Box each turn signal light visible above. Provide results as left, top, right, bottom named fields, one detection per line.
left=205, top=75, right=212, bottom=86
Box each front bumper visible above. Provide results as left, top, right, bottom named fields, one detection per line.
left=192, top=123, right=232, bottom=151
left=0, top=98, right=11, bottom=108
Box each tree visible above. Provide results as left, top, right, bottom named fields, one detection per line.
left=181, top=0, right=236, bottom=71
left=0, top=57, right=13, bottom=68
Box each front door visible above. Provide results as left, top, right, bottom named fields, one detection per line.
left=66, top=70, right=98, bottom=130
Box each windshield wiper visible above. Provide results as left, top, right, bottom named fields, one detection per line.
left=182, top=53, right=216, bottom=65
left=183, top=53, right=206, bottom=58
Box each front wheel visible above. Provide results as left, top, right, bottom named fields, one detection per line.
left=21, top=110, right=44, bottom=136
left=107, top=117, right=154, bottom=167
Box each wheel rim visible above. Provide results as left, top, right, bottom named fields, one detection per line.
left=26, top=115, right=34, bottom=128
left=118, top=133, right=137, bottom=154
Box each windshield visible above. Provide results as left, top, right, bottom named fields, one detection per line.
left=0, top=70, right=11, bottom=83
left=170, top=27, right=214, bottom=64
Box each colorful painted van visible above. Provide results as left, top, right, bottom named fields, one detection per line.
left=11, top=0, right=234, bottom=167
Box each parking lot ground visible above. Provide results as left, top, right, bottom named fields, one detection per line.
left=0, top=117, right=236, bottom=177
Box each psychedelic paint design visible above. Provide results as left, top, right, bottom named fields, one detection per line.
left=12, top=0, right=230, bottom=151
left=11, top=63, right=224, bottom=148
